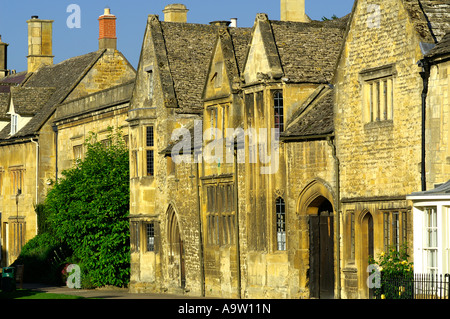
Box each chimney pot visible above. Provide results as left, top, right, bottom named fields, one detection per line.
left=98, top=8, right=117, bottom=50
left=31, top=15, right=39, bottom=19
left=230, top=18, right=238, bottom=27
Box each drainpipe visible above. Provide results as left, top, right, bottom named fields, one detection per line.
left=30, top=138, right=39, bottom=235
left=327, top=136, right=341, bottom=299
left=419, top=59, right=430, bottom=192
left=52, top=124, right=58, bottom=182
left=234, top=147, right=242, bottom=299
left=195, top=158, right=205, bottom=297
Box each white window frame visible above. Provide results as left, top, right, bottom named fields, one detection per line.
left=10, top=114, right=18, bottom=135
left=413, top=202, right=450, bottom=275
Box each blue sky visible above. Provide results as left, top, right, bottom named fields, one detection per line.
left=0, top=0, right=355, bottom=72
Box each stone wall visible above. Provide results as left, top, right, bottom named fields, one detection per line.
left=426, top=59, right=450, bottom=187
left=334, top=0, right=423, bottom=298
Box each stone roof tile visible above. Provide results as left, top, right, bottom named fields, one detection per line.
left=282, top=86, right=334, bottom=138
left=270, top=18, right=347, bottom=83
left=0, top=50, right=103, bottom=140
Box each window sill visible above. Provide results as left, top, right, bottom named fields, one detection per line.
left=364, top=120, right=393, bottom=131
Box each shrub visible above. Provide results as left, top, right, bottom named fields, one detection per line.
left=45, top=128, right=130, bottom=288
left=369, top=243, right=414, bottom=299
left=13, top=233, right=71, bottom=285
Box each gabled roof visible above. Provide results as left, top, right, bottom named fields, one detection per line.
left=426, top=31, right=450, bottom=59
left=229, top=27, right=252, bottom=75
left=281, top=85, right=334, bottom=139
left=242, top=13, right=348, bottom=84
left=0, top=93, right=9, bottom=121
left=162, top=22, right=218, bottom=113
left=271, top=18, right=348, bottom=83
left=408, top=179, right=450, bottom=198
left=0, top=71, right=28, bottom=93
left=10, top=87, right=56, bottom=116
left=0, top=50, right=104, bottom=140
left=146, top=16, right=222, bottom=113
left=202, top=26, right=252, bottom=99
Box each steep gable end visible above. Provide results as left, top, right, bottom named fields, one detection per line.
left=203, top=32, right=233, bottom=101
left=147, top=15, right=178, bottom=109
left=203, top=27, right=251, bottom=101
left=243, top=14, right=284, bottom=84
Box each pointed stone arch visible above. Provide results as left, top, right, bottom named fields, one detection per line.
left=296, top=178, right=336, bottom=299
left=297, top=178, right=336, bottom=216
left=358, top=209, right=374, bottom=299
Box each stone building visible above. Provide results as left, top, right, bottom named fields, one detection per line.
left=127, top=4, right=220, bottom=295
left=334, top=0, right=450, bottom=299
left=129, top=2, right=348, bottom=299
left=0, top=9, right=135, bottom=266
left=407, top=31, right=450, bottom=278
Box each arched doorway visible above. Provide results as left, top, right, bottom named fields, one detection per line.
left=309, top=198, right=335, bottom=299
left=361, top=212, right=374, bottom=299
left=167, top=205, right=186, bottom=288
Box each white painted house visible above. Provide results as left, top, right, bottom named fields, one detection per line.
left=407, top=181, right=450, bottom=276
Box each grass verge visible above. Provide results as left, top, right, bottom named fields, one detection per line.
left=0, top=289, right=86, bottom=299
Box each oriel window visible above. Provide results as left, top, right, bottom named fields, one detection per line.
left=146, top=126, right=154, bottom=176
left=273, top=91, right=284, bottom=132
left=276, top=197, right=286, bottom=251
left=146, top=222, right=155, bottom=252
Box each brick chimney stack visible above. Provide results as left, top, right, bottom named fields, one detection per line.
left=98, top=8, right=117, bottom=50
left=163, top=4, right=189, bottom=23
left=0, top=35, right=8, bottom=78
left=27, top=16, right=54, bottom=73
left=280, top=0, right=310, bottom=22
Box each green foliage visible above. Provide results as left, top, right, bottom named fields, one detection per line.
left=369, top=243, right=414, bottom=299
left=15, top=127, right=131, bottom=289
left=321, top=14, right=339, bottom=21
left=43, top=128, right=130, bottom=288
left=35, top=203, right=51, bottom=235
left=13, top=233, right=71, bottom=285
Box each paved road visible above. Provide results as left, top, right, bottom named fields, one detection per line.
left=22, top=283, right=211, bottom=299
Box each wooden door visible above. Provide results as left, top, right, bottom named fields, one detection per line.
left=309, top=202, right=335, bottom=299
left=319, top=212, right=334, bottom=299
